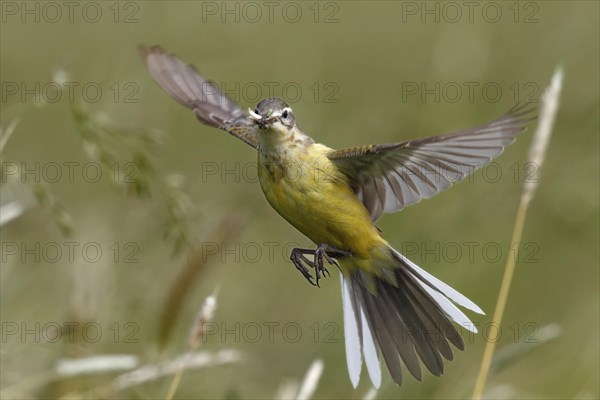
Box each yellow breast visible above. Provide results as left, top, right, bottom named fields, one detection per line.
left=258, top=142, right=385, bottom=259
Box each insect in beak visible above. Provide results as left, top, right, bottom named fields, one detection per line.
left=248, top=108, right=262, bottom=121
left=249, top=108, right=280, bottom=128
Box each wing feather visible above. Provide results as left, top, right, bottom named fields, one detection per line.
left=140, top=45, right=258, bottom=149
left=329, top=105, right=536, bottom=220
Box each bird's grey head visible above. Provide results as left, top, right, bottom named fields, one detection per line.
left=248, top=97, right=296, bottom=130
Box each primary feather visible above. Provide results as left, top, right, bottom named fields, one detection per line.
left=328, top=105, right=536, bottom=220
left=140, top=45, right=259, bottom=148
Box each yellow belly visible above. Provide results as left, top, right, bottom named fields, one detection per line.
left=258, top=145, right=386, bottom=260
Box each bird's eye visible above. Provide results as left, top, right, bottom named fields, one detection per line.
left=282, top=110, right=289, bottom=119
left=254, top=108, right=259, bottom=115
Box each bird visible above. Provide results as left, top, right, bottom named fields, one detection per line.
left=140, top=45, right=535, bottom=389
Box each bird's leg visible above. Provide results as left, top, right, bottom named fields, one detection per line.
left=313, top=243, right=351, bottom=286
left=290, top=245, right=351, bottom=287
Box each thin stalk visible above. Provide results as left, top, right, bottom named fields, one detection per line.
left=471, top=67, right=563, bottom=399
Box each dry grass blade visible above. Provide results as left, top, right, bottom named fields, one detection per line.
left=0, top=117, right=20, bottom=153
left=165, top=290, right=219, bottom=400
left=362, top=387, right=379, bottom=400
left=275, top=379, right=300, bottom=400
left=112, top=349, right=241, bottom=392
left=55, top=355, right=139, bottom=377
left=295, top=359, right=324, bottom=400
left=187, top=289, right=219, bottom=351
left=0, top=201, right=26, bottom=227
left=471, top=67, right=563, bottom=399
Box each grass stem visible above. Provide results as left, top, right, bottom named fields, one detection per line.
left=471, top=67, right=563, bottom=399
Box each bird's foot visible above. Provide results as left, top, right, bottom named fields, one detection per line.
left=290, top=249, right=317, bottom=286
left=290, top=244, right=351, bottom=287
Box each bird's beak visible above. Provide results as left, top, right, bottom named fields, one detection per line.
left=248, top=108, right=281, bottom=128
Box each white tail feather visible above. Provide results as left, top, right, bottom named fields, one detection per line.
left=393, top=249, right=485, bottom=315
left=419, top=282, right=479, bottom=333
left=341, top=274, right=362, bottom=388
left=360, top=307, right=382, bottom=388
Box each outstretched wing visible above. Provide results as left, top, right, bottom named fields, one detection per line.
left=140, top=45, right=258, bottom=149
left=328, top=104, right=536, bottom=221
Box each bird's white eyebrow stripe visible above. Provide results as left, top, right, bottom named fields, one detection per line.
left=248, top=106, right=292, bottom=121
left=271, top=107, right=292, bottom=118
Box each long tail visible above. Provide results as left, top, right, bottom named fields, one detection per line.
left=340, top=247, right=484, bottom=388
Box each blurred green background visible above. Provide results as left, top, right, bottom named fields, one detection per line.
left=1, top=1, right=598, bottom=399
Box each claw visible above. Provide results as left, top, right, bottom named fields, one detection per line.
left=290, top=251, right=317, bottom=287
left=289, top=244, right=351, bottom=287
